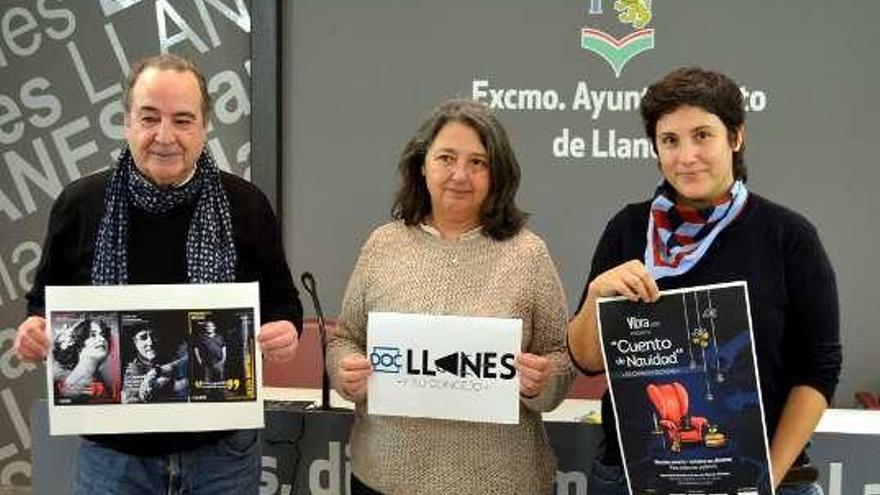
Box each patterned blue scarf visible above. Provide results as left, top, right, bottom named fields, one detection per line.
left=91, top=146, right=236, bottom=285
left=645, top=180, right=748, bottom=280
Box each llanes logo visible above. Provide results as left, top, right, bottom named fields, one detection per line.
left=581, top=0, right=654, bottom=77
left=369, top=346, right=516, bottom=380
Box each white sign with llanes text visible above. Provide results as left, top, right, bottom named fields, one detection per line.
left=366, top=312, right=522, bottom=424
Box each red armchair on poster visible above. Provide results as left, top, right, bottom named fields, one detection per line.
left=646, top=382, right=709, bottom=452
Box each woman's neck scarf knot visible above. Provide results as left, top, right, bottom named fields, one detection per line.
left=645, top=180, right=748, bottom=280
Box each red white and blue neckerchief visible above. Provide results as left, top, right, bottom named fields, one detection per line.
left=645, top=180, right=748, bottom=280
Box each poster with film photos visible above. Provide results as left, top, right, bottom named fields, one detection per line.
left=46, top=283, right=262, bottom=435
left=50, top=308, right=256, bottom=406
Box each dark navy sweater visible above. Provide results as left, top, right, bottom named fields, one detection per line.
left=27, top=169, right=302, bottom=455
left=574, top=193, right=841, bottom=466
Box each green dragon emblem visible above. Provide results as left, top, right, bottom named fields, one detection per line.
left=614, top=0, right=652, bottom=29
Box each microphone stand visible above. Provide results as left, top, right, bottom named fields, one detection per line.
left=300, top=272, right=333, bottom=411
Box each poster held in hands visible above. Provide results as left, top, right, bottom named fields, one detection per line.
left=367, top=312, right=522, bottom=424
left=597, top=281, right=774, bottom=495
left=46, top=283, right=261, bottom=435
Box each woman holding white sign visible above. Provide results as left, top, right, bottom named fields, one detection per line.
left=568, top=67, right=841, bottom=495
left=328, top=99, right=575, bottom=494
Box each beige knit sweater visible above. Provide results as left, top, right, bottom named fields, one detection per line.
left=328, top=221, right=574, bottom=494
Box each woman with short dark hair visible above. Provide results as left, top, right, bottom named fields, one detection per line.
left=329, top=99, right=574, bottom=494
left=568, top=67, right=840, bottom=495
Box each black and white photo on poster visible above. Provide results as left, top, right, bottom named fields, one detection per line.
left=597, top=281, right=773, bottom=495
left=50, top=312, right=121, bottom=405
left=120, top=311, right=190, bottom=404
left=188, top=309, right=256, bottom=402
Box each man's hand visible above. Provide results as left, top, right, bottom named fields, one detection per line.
left=14, top=316, right=50, bottom=362
left=258, top=320, right=299, bottom=362
left=139, top=368, right=158, bottom=401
